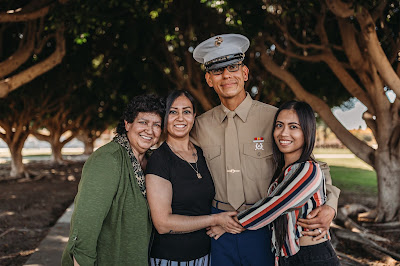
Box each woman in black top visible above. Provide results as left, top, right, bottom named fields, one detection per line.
left=146, top=90, right=243, bottom=265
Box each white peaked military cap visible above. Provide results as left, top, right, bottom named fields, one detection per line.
left=193, top=34, right=250, bottom=71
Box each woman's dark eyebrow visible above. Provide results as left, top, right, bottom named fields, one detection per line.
left=275, top=120, right=300, bottom=125
left=138, top=118, right=161, bottom=123
left=170, top=106, right=192, bottom=109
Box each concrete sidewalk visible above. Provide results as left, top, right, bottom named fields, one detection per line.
left=24, top=204, right=73, bottom=266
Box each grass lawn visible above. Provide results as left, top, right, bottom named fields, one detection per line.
left=318, top=156, right=377, bottom=195
left=329, top=165, right=377, bottom=195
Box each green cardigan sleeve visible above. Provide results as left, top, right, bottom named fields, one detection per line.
left=64, top=148, right=121, bottom=265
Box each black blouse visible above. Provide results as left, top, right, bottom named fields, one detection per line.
left=146, top=142, right=215, bottom=261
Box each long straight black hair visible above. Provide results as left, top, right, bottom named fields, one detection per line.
left=271, top=100, right=317, bottom=250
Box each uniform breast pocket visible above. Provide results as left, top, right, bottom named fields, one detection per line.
left=242, top=142, right=274, bottom=182
left=202, top=145, right=222, bottom=180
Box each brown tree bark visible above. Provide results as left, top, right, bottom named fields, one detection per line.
left=76, top=129, right=100, bottom=155
left=374, top=153, right=400, bottom=222
left=0, top=121, right=31, bottom=179
left=83, top=141, right=94, bottom=155
left=8, top=133, right=29, bottom=179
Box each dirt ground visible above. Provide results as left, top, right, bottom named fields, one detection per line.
left=0, top=160, right=399, bottom=265
left=0, top=161, right=82, bottom=266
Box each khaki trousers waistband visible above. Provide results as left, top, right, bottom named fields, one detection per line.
left=212, top=199, right=253, bottom=212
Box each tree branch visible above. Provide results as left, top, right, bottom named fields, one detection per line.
left=315, top=2, right=330, bottom=46
left=0, top=26, right=66, bottom=98
left=325, top=0, right=354, bottom=18
left=32, top=131, right=50, bottom=142
left=268, top=37, right=325, bottom=63
left=273, top=20, right=325, bottom=50
left=323, top=53, right=376, bottom=114
left=0, top=5, right=50, bottom=22
left=337, top=18, right=366, bottom=72
left=0, top=21, right=36, bottom=78
left=371, top=0, right=387, bottom=21
left=61, top=133, right=75, bottom=146
left=260, top=51, right=375, bottom=165
left=362, top=111, right=378, bottom=137
left=356, top=8, right=400, bottom=97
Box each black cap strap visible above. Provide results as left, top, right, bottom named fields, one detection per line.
left=205, top=53, right=245, bottom=70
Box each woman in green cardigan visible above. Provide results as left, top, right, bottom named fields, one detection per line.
left=62, top=94, right=165, bottom=266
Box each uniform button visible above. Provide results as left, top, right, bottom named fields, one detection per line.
left=257, top=152, right=261, bottom=156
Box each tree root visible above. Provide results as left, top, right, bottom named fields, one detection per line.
left=0, top=227, right=16, bottom=238
left=340, top=203, right=370, bottom=217
left=362, top=221, right=400, bottom=229
left=335, top=251, right=368, bottom=266
left=333, top=228, right=400, bottom=261
left=0, top=227, right=43, bottom=238
left=14, top=170, right=48, bottom=183
left=333, top=204, right=400, bottom=262
left=358, top=209, right=378, bottom=222
left=362, top=245, right=399, bottom=265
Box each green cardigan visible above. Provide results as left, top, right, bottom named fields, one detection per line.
left=61, top=141, right=152, bottom=266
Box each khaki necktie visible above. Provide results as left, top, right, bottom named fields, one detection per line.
left=225, top=111, right=245, bottom=210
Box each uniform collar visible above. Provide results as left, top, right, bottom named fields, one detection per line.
left=216, top=92, right=253, bottom=124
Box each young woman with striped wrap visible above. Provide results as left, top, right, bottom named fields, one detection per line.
left=237, top=101, right=340, bottom=266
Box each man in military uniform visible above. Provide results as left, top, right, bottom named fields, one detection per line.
left=190, top=34, right=340, bottom=265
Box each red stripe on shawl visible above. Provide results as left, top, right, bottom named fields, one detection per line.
left=241, top=163, right=315, bottom=226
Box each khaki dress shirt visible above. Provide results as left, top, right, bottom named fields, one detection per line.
left=191, top=93, right=340, bottom=212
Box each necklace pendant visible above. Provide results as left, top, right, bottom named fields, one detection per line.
left=197, top=173, right=202, bottom=179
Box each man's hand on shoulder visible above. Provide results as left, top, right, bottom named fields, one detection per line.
left=297, top=205, right=335, bottom=240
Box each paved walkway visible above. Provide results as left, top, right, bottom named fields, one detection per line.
left=24, top=204, right=73, bottom=266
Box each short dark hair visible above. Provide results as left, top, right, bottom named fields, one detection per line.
left=164, top=90, right=197, bottom=132
left=116, top=94, right=165, bottom=135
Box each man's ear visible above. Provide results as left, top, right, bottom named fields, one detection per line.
left=242, top=65, right=249, bottom=82
left=205, top=72, right=213, bottom=87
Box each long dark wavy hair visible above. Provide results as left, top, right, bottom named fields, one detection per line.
left=270, top=100, right=317, bottom=250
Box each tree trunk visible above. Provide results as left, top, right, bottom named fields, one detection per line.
left=9, top=141, right=27, bottom=179
left=374, top=152, right=400, bottom=222
left=83, top=140, right=94, bottom=155
left=50, top=143, right=64, bottom=164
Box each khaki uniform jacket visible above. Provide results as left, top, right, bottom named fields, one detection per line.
left=191, top=94, right=340, bottom=212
